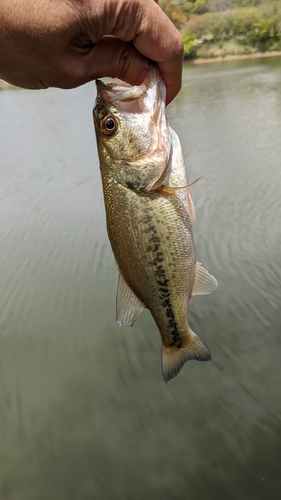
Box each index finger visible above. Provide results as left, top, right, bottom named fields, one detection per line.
left=84, top=0, right=183, bottom=103
left=131, top=1, right=183, bottom=104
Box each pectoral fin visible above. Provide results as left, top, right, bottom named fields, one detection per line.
left=187, top=188, right=196, bottom=224
left=158, top=176, right=203, bottom=195
left=192, top=262, right=218, bottom=296
left=116, top=272, right=145, bottom=326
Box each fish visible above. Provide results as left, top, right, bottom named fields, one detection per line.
left=93, top=66, right=218, bottom=383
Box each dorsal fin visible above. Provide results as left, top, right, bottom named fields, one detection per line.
left=192, top=262, right=218, bottom=296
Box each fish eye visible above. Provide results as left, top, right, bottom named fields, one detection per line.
left=101, top=115, right=118, bottom=136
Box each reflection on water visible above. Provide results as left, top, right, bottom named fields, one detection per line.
left=1, top=58, right=281, bottom=499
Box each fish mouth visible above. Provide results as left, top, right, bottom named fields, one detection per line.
left=95, top=65, right=166, bottom=114
left=95, top=79, right=147, bottom=103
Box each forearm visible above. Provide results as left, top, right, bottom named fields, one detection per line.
left=0, top=0, right=73, bottom=88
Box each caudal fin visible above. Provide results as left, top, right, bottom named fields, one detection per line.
left=161, top=329, right=211, bottom=383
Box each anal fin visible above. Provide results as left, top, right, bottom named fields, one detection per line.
left=116, top=272, right=145, bottom=327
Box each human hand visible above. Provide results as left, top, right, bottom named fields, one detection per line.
left=0, top=0, right=183, bottom=104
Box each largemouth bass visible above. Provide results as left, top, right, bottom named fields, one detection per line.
left=93, top=66, right=217, bottom=383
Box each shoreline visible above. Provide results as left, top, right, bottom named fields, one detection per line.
left=186, top=51, right=281, bottom=65
left=2, top=51, right=281, bottom=91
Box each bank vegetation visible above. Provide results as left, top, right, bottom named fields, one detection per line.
left=159, top=0, right=281, bottom=60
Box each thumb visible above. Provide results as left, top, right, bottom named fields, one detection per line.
left=67, top=36, right=150, bottom=88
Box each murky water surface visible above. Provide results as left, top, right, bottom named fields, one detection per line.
left=1, top=57, right=281, bottom=499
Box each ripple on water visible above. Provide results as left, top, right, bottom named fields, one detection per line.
left=1, top=63, right=281, bottom=500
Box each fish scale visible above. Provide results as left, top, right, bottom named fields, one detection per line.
left=104, top=180, right=191, bottom=339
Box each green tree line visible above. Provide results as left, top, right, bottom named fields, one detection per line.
left=159, top=0, right=281, bottom=59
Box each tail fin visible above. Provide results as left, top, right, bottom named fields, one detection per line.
left=161, top=329, right=211, bottom=383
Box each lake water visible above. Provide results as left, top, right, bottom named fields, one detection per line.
left=1, top=57, right=281, bottom=500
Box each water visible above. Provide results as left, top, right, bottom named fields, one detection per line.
left=0, top=57, right=281, bottom=499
